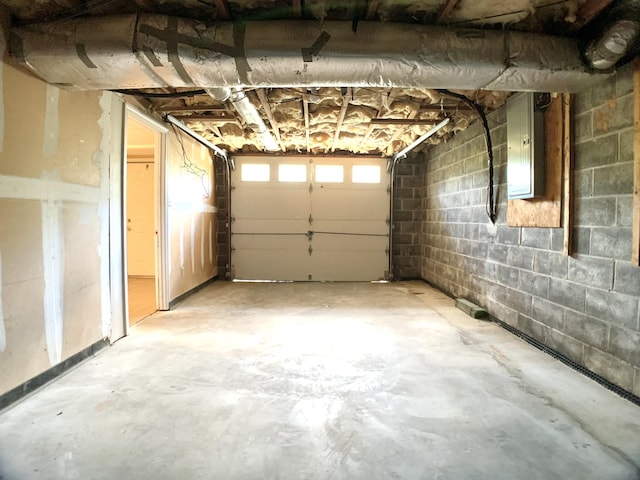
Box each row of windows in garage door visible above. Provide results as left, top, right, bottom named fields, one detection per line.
left=240, top=163, right=383, bottom=184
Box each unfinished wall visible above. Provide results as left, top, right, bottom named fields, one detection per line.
left=215, top=158, right=229, bottom=279
left=421, top=63, right=640, bottom=396
left=167, top=129, right=218, bottom=301
left=0, top=56, right=119, bottom=395
left=393, top=154, right=423, bottom=279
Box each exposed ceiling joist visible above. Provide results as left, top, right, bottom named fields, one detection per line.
left=370, top=119, right=438, bottom=125
left=173, top=115, right=239, bottom=125
left=255, top=89, right=286, bottom=152
left=384, top=108, right=419, bottom=156
left=154, top=105, right=227, bottom=113
left=132, top=0, right=155, bottom=11
left=365, top=0, right=379, bottom=20
left=303, top=95, right=310, bottom=153
left=331, top=88, right=352, bottom=152
left=570, top=0, right=614, bottom=31
left=292, top=0, right=302, bottom=18
left=437, top=0, right=459, bottom=23
left=213, top=0, right=231, bottom=20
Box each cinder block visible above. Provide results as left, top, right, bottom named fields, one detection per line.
left=517, top=314, right=550, bottom=342
left=617, top=197, right=633, bottom=227
left=592, top=92, right=634, bottom=136
left=593, top=162, right=634, bottom=196
left=507, top=246, right=534, bottom=271
left=575, top=112, right=593, bottom=141
left=564, top=310, right=609, bottom=351
left=534, top=251, right=568, bottom=278
left=496, top=287, right=532, bottom=317
left=614, top=261, right=640, bottom=297
left=532, top=298, right=564, bottom=330
left=583, top=346, right=635, bottom=391
left=575, top=197, right=617, bottom=227
left=488, top=243, right=509, bottom=264
left=574, top=169, right=593, bottom=198
left=585, top=288, right=639, bottom=329
left=574, top=135, right=618, bottom=170
left=497, top=226, right=520, bottom=245
left=521, top=228, right=551, bottom=250
left=497, top=264, right=519, bottom=287
left=634, top=368, right=640, bottom=398
left=568, top=255, right=614, bottom=289
left=590, top=227, right=632, bottom=260
left=546, top=330, right=585, bottom=364
left=518, top=270, right=550, bottom=298
left=572, top=227, right=591, bottom=254
left=619, top=130, right=634, bottom=163
left=608, top=326, right=640, bottom=367
left=550, top=229, right=564, bottom=252
left=549, top=278, right=586, bottom=312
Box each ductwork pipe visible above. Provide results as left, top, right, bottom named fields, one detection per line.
left=585, top=19, right=640, bottom=70
left=207, top=87, right=279, bottom=152
left=11, top=14, right=610, bottom=93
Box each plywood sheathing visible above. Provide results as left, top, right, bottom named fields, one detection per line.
left=507, top=95, right=564, bottom=228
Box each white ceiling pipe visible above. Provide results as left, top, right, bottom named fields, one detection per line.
left=11, top=14, right=609, bottom=93
left=164, top=114, right=229, bottom=161
left=207, top=87, right=280, bottom=152
left=392, top=117, right=451, bottom=163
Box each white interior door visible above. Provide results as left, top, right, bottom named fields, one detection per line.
left=231, top=156, right=389, bottom=281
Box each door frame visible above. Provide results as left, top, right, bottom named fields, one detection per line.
left=122, top=104, right=169, bottom=334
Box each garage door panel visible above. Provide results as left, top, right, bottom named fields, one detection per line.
left=312, top=235, right=387, bottom=252
left=234, top=188, right=309, bottom=219
left=234, top=250, right=310, bottom=281
left=232, top=234, right=309, bottom=250
left=310, top=251, right=388, bottom=281
left=312, top=220, right=387, bottom=236
left=233, top=219, right=310, bottom=234
left=312, top=189, right=388, bottom=220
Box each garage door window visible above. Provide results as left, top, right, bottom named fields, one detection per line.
left=352, top=165, right=381, bottom=184
left=241, top=164, right=270, bottom=182
left=315, top=165, right=344, bottom=183
left=278, top=164, right=307, bottom=182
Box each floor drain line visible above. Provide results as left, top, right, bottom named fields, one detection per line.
left=492, top=318, right=640, bottom=408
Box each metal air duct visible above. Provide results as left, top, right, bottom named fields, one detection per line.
left=10, top=14, right=612, bottom=93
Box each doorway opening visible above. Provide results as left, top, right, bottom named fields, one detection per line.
left=124, top=109, right=167, bottom=327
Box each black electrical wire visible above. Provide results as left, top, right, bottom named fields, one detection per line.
left=437, top=89, right=497, bottom=224
left=111, top=89, right=208, bottom=98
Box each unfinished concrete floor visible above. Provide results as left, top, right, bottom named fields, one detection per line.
left=1, top=281, right=639, bottom=480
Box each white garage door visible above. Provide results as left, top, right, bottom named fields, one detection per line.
left=231, top=156, right=390, bottom=281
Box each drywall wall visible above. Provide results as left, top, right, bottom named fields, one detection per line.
left=420, top=62, right=640, bottom=396
left=0, top=55, right=119, bottom=394
left=167, top=128, right=218, bottom=301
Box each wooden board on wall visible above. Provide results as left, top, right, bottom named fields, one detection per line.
left=507, top=96, right=563, bottom=227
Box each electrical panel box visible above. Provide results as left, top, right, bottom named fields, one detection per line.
left=507, top=92, right=545, bottom=199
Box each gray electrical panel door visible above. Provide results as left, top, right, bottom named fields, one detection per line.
left=507, top=92, right=545, bottom=199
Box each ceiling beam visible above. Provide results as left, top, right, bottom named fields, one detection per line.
left=571, top=0, right=614, bottom=30
left=292, top=0, right=302, bottom=18
left=370, top=119, right=437, bottom=125
left=437, top=0, right=459, bottom=23
left=384, top=106, right=420, bottom=156
left=132, top=0, right=155, bottom=11
left=255, top=89, right=286, bottom=152
left=173, top=115, right=239, bottom=125
left=365, top=0, right=379, bottom=20
left=213, top=0, right=231, bottom=20
left=303, top=95, right=310, bottom=153
left=331, top=88, right=352, bottom=152
left=154, top=105, right=228, bottom=113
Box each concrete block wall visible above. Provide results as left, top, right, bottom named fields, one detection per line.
left=215, top=159, right=229, bottom=278
left=393, top=154, right=424, bottom=279
left=421, top=62, right=640, bottom=396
